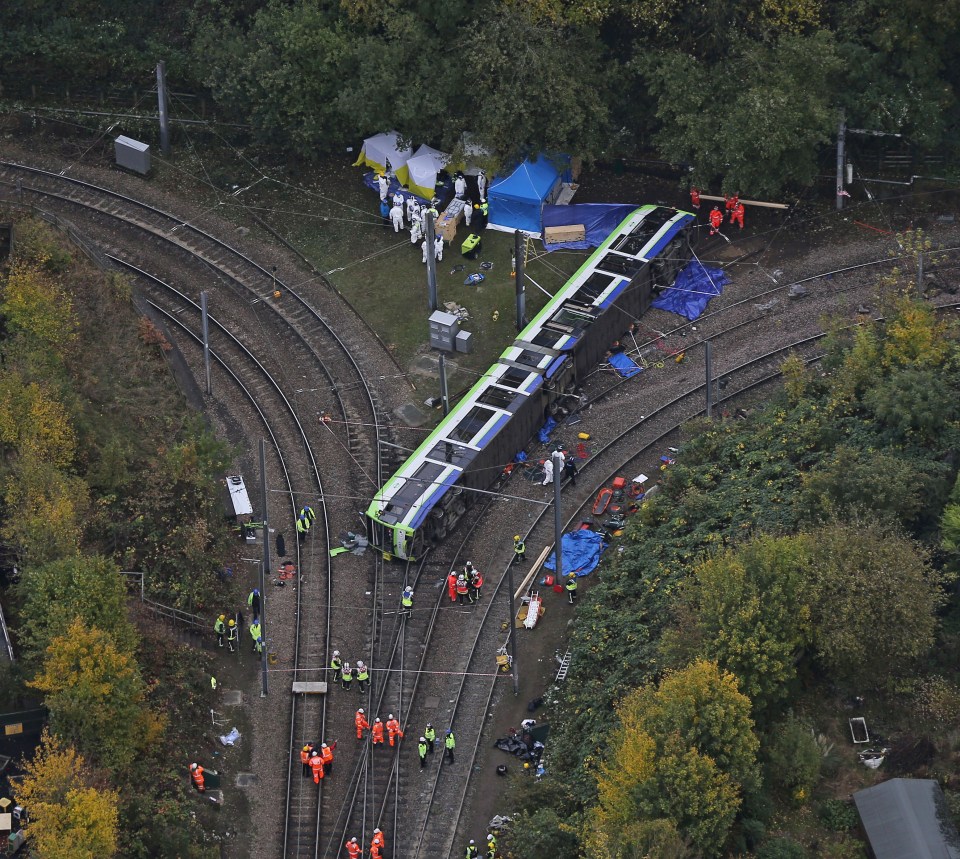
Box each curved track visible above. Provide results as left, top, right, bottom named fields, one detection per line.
left=0, top=162, right=393, bottom=859
left=5, top=157, right=959, bottom=858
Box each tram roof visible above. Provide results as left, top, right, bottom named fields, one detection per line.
left=367, top=205, right=694, bottom=530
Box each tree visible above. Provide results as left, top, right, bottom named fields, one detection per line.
left=1, top=260, right=77, bottom=348
left=29, top=619, right=160, bottom=771
left=635, top=660, right=760, bottom=790
left=864, top=366, right=959, bottom=445
left=804, top=522, right=946, bottom=684
left=666, top=536, right=813, bottom=716
left=796, top=445, right=927, bottom=528
left=2, top=455, right=88, bottom=564
left=15, top=730, right=120, bottom=859
left=590, top=661, right=758, bottom=856
left=17, top=555, right=138, bottom=661
left=465, top=5, right=611, bottom=158
left=640, top=741, right=742, bottom=858
left=0, top=375, right=76, bottom=468
left=645, top=31, right=842, bottom=196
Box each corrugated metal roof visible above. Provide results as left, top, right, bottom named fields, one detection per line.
left=854, top=778, right=960, bottom=859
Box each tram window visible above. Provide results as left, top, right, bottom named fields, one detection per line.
left=449, top=406, right=496, bottom=442
left=386, top=462, right=447, bottom=513
left=427, top=440, right=472, bottom=466
left=478, top=387, right=519, bottom=410
left=575, top=273, right=615, bottom=303
left=531, top=330, right=563, bottom=349
left=552, top=307, right=593, bottom=329
left=516, top=350, right=545, bottom=368
left=497, top=367, right=534, bottom=389
left=596, top=252, right=643, bottom=276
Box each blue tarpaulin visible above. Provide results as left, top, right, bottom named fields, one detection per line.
left=651, top=259, right=728, bottom=321
left=538, top=416, right=558, bottom=443
left=541, top=203, right=637, bottom=250
left=544, top=529, right=608, bottom=577
left=608, top=352, right=642, bottom=378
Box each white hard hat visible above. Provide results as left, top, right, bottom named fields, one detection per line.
left=358, top=708, right=364, bottom=714
left=374, top=828, right=381, bottom=833
left=375, top=717, right=381, bottom=722
left=333, top=650, right=340, bottom=657
left=321, top=743, right=327, bottom=748
left=389, top=714, right=394, bottom=719
left=420, top=736, right=426, bottom=741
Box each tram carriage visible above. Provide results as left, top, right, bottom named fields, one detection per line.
left=366, top=205, right=696, bottom=560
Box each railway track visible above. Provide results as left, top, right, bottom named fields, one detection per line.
left=5, top=156, right=959, bottom=858
left=135, top=269, right=334, bottom=857
left=407, top=330, right=828, bottom=858
left=0, top=162, right=395, bottom=859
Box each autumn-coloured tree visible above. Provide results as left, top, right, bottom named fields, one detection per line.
left=588, top=661, right=758, bottom=856
left=29, top=619, right=162, bottom=771
left=2, top=455, right=88, bottom=563
left=0, top=260, right=77, bottom=349
left=15, top=730, right=120, bottom=859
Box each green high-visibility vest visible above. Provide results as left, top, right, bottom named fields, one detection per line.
left=250, top=623, right=261, bottom=640
left=214, top=619, right=225, bottom=634
left=330, top=655, right=341, bottom=670
left=342, top=666, right=354, bottom=681
left=480, top=201, right=488, bottom=215
left=514, top=540, right=525, bottom=555
left=425, top=726, right=436, bottom=743
left=357, top=666, right=369, bottom=681
left=445, top=733, right=456, bottom=749
left=419, top=741, right=428, bottom=757
left=402, top=594, right=413, bottom=608
left=566, top=577, right=578, bottom=592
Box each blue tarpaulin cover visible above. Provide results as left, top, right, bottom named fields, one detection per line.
left=608, top=352, right=642, bottom=378
left=651, top=259, right=728, bottom=321
left=538, top=416, right=558, bottom=443
left=541, top=203, right=637, bottom=250
left=544, top=529, right=608, bottom=577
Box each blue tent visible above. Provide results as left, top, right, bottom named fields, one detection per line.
left=488, top=155, right=562, bottom=234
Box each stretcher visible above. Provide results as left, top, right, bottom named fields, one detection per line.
left=592, top=487, right=613, bottom=515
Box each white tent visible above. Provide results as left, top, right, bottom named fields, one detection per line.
left=405, top=144, right=451, bottom=199
left=353, top=131, right=412, bottom=183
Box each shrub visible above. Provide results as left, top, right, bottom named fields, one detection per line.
left=819, top=799, right=859, bottom=832
left=755, top=836, right=809, bottom=859
left=764, top=714, right=822, bottom=797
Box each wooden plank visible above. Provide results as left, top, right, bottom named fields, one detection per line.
left=292, top=682, right=328, bottom=695
left=515, top=545, right=552, bottom=600
left=695, top=194, right=790, bottom=210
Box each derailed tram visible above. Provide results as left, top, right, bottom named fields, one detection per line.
left=366, top=205, right=696, bottom=561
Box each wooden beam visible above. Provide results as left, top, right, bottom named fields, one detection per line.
left=515, top=545, right=552, bottom=601
left=696, top=194, right=790, bottom=210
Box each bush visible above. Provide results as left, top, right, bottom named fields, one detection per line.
left=913, top=675, right=960, bottom=725
left=764, top=714, right=822, bottom=797
left=819, top=799, right=859, bottom=832
left=755, top=836, right=809, bottom=859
